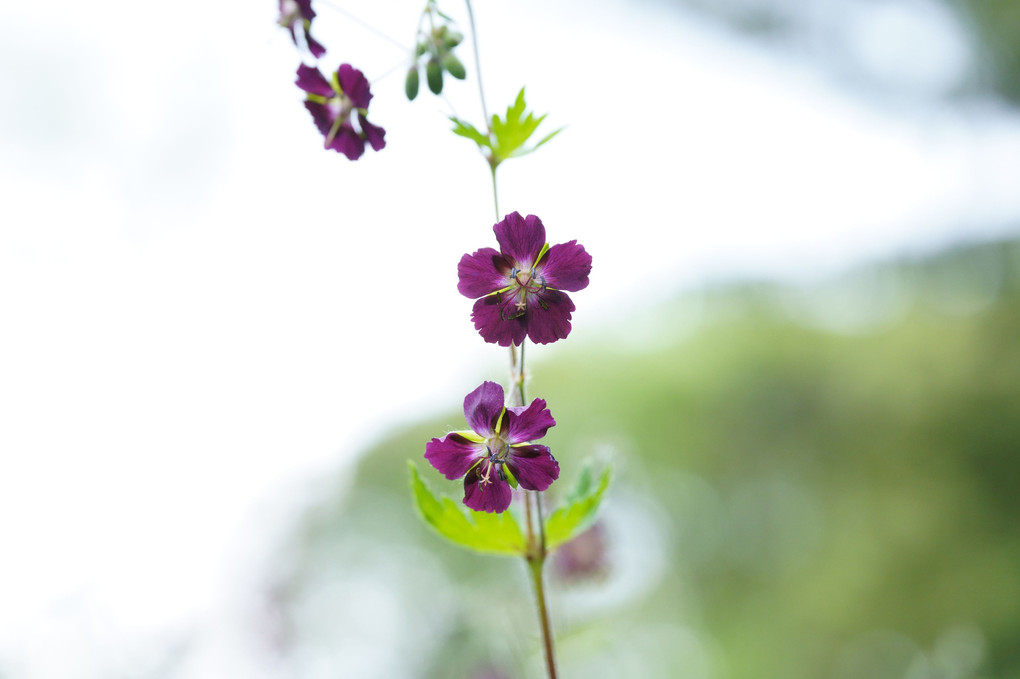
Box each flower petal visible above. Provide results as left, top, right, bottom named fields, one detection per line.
left=502, top=398, right=555, bottom=444
left=304, top=28, right=327, bottom=59
left=358, top=113, right=386, bottom=151
left=539, top=240, right=591, bottom=292
left=329, top=124, right=366, bottom=160
left=506, top=445, right=559, bottom=492
left=425, top=432, right=484, bottom=479
left=463, top=381, right=505, bottom=437
left=337, top=63, right=373, bottom=109
left=526, top=289, right=575, bottom=344
left=464, top=463, right=513, bottom=513
left=471, top=295, right=528, bottom=347
left=295, top=0, right=316, bottom=20
left=303, top=100, right=335, bottom=139
left=457, top=247, right=510, bottom=299
left=296, top=64, right=333, bottom=97
left=494, top=212, right=546, bottom=267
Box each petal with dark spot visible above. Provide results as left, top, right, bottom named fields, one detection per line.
left=425, top=432, right=484, bottom=479
left=506, top=445, right=559, bottom=491
left=503, top=398, right=555, bottom=444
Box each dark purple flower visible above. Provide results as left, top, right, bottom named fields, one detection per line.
left=296, top=63, right=386, bottom=160
left=457, top=212, right=592, bottom=346
left=278, top=0, right=326, bottom=58
left=425, top=381, right=560, bottom=513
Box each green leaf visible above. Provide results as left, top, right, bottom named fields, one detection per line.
left=408, top=462, right=527, bottom=557
left=544, top=466, right=611, bottom=551
left=449, top=116, right=490, bottom=150
left=448, top=88, right=562, bottom=169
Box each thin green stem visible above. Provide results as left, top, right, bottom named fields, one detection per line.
left=464, top=0, right=490, bottom=128
left=317, top=0, right=408, bottom=51
left=528, top=553, right=558, bottom=679
left=490, top=165, right=500, bottom=221
left=460, top=3, right=555, bottom=675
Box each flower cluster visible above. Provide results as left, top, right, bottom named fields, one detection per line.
left=458, top=212, right=592, bottom=346
left=296, top=64, right=386, bottom=160
left=424, top=215, right=590, bottom=513
left=426, top=382, right=560, bottom=513
left=279, top=0, right=385, bottom=161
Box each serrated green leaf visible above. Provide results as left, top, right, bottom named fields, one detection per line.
left=449, top=116, right=491, bottom=150
left=487, top=88, right=561, bottom=167
left=544, top=466, right=611, bottom=551
left=409, top=462, right=527, bottom=557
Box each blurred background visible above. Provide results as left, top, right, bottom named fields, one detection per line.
left=1, top=0, right=1019, bottom=677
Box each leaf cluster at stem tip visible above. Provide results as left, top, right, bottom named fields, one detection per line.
left=409, top=461, right=610, bottom=557
left=450, top=88, right=563, bottom=170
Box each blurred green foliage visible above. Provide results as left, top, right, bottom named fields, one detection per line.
left=274, top=239, right=1020, bottom=678
left=668, top=0, right=1020, bottom=107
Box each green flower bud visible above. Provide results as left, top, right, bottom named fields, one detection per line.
left=405, top=66, right=420, bottom=101
left=414, top=41, right=427, bottom=58
left=443, top=30, right=464, bottom=49
left=442, top=53, right=466, bottom=80
left=426, top=57, right=444, bottom=94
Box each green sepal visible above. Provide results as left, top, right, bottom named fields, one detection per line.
left=408, top=461, right=527, bottom=557
left=503, top=463, right=519, bottom=490
left=544, top=465, right=611, bottom=551
left=535, top=242, right=551, bottom=266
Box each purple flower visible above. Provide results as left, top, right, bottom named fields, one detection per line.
left=425, top=381, right=560, bottom=513
left=296, top=63, right=386, bottom=160
left=457, top=212, right=592, bottom=346
left=278, top=0, right=326, bottom=58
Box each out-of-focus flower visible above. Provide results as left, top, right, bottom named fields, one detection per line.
left=457, top=212, right=591, bottom=346
left=553, top=522, right=609, bottom=581
left=295, top=63, right=386, bottom=160
left=425, top=381, right=559, bottom=513
left=278, top=0, right=326, bottom=58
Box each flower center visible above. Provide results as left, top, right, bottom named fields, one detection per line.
left=477, top=438, right=511, bottom=487
left=279, top=0, right=299, bottom=23
left=324, top=93, right=356, bottom=147
left=511, top=266, right=546, bottom=294
left=485, top=437, right=510, bottom=462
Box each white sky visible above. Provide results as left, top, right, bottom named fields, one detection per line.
left=1, top=0, right=1019, bottom=675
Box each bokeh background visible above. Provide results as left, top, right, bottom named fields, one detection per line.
left=1, top=0, right=1019, bottom=677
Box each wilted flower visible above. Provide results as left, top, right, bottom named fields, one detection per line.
left=278, top=0, right=326, bottom=58
left=296, top=63, right=386, bottom=160
left=457, top=212, right=591, bottom=346
left=425, top=381, right=559, bottom=513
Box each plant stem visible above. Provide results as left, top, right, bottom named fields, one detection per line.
left=464, top=0, right=490, bottom=128
left=527, top=551, right=558, bottom=679
left=490, top=164, right=500, bottom=221
left=463, top=3, right=556, bottom=674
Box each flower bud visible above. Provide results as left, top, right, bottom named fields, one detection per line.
left=442, top=53, right=466, bottom=80
left=443, top=30, right=464, bottom=49
left=426, top=57, right=444, bottom=94
left=405, top=66, right=420, bottom=101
